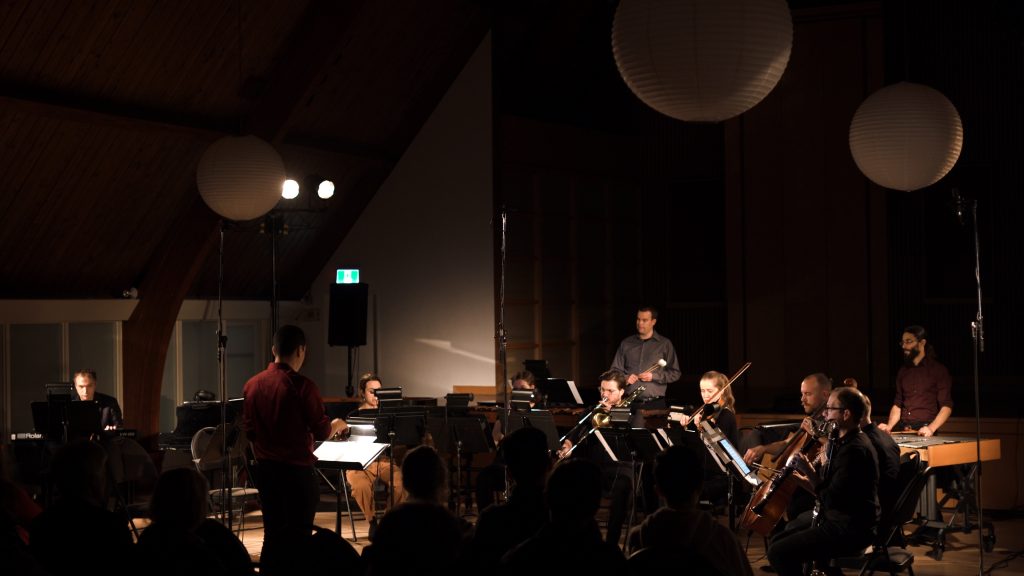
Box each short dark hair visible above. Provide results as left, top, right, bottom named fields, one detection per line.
left=510, top=370, right=535, bottom=388
left=501, top=427, right=551, bottom=484
left=273, top=325, right=306, bottom=357
left=902, top=325, right=936, bottom=358
left=401, top=445, right=447, bottom=501
left=834, top=387, right=867, bottom=422
left=73, top=369, right=97, bottom=381
left=599, top=370, right=627, bottom=390
left=638, top=306, right=659, bottom=319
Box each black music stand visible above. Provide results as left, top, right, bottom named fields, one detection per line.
left=535, top=378, right=584, bottom=407
left=314, top=440, right=388, bottom=541
left=510, top=389, right=535, bottom=411
left=699, top=421, right=762, bottom=530
left=363, top=406, right=427, bottom=509
left=502, top=409, right=561, bottom=452
left=427, top=414, right=494, bottom=515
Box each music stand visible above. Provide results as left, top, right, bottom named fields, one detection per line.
left=502, top=409, right=561, bottom=452
left=426, top=414, right=494, bottom=515
left=510, top=389, right=535, bottom=411
left=535, top=378, right=584, bottom=407
left=374, top=387, right=403, bottom=409
left=314, top=440, right=388, bottom=541
left=522, top=359, right=550, bottom=380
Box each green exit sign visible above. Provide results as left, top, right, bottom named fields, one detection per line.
left=336, top=269, right=360, bottom=284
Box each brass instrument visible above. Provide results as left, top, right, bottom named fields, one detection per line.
left=592, top=384, right=646, bottom=428
left=558, top=385, right=646, bottom=458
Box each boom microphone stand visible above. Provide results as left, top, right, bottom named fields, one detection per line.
left=959, top=191, right=986, bottom=576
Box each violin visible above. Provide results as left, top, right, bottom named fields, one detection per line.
left=737, top=405, right=832, bottom=535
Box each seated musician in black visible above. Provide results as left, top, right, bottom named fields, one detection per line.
left=72, top=369, right=123, bottom=430
left=669, top=370, right=739, bottom=505
left=557, top=369, right=633, bottom=548
left=767, top=387, right=880, bottom=576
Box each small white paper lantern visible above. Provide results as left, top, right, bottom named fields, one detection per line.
left=196, top=135, right=286, bottom=221
left=612, top=0, right=793, bottom=123
left=849, top=82, right=963, bottom=192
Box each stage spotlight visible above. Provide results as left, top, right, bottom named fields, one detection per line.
left=317, top=179, right=335, bottom=199
left=281, top=179, right=299, bottom=199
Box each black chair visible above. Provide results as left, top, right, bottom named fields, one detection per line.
left=191, top=425, right=261, bottom=533
left=836, top=451, right=929, bottom=576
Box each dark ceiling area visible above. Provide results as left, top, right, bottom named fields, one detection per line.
left=0, top=0, right=489, bottom=300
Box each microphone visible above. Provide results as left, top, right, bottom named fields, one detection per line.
left=952, top=188, right=965, bottom=226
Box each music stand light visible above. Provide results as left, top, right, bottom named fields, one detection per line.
left=445, top=393, right=473, bottom=408
left=375, top=387, right=403, bottom=409
left=510, top=389, right=535, bottom=411
left=609, top=407, right=632, bottom=427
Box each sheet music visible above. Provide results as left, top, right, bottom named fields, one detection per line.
left=592, top=429, right=618, bottom=462
left=565, top=380, right=583, bottom=405
left=314, top=441, right=388, bottom=469
left=656, top=427, right=672, bottom=448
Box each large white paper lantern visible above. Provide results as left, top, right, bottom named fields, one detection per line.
left=196, top=135, right=286, bottom=221
left=849, top=82, right=963, bottom=192
left=612, top=0, right=793, bottom=123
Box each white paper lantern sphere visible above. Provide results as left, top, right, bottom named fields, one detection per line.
left=196, top=135, right=286, bottom=221
left=612, top=0, right=793, bottom=123
left=849, top=82, right=963, bottom=192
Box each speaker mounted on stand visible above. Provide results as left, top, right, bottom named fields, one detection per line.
left=329, top=283, right=368, bottom=397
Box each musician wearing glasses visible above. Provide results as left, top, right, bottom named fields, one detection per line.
left=610, top=306, right=681, bottom=425
left=340, top=372, right=407, bottom=536
left=877, top=325, right=953, bottom=438
left=72, top=369, right=123, bottom=430
left=766, top=387, right=880, bottom=576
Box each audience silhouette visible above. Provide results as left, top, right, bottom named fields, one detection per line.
left=470, top=426, right=550, bottom=571
left=500, top=458, right=628, bottom=573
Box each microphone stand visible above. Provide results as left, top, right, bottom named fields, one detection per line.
left=496, top=206, right=511, bottom=500
left=965, top=196, right=986, bottom=576
left=216, top=222, right=235, bottom=530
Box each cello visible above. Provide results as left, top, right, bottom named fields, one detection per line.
left=737, top=404, right=833, bottom=535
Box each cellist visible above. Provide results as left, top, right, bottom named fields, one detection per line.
left=741, top=373, right=832, bottom=526
left=766, top=387, right=880, bottom=576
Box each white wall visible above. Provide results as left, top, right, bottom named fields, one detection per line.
left=306, top=34, right=494, bottom=398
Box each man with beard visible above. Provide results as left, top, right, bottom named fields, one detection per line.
left=878, top=325, right=953, bottom=438
left=741, top=373, right=832, bottom=467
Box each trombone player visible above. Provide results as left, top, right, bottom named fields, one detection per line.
left=557, top=370, right=636, bottom=548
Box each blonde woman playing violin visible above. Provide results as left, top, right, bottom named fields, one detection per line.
left=668, top=370, right=740, bottom=505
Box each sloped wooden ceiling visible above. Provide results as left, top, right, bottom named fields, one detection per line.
left=0, top=0, right=490, bottom=301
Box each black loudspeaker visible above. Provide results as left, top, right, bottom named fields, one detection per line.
left=328, top=283, right=368, bottom=347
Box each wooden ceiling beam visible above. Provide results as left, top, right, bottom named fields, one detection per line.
left=243, top=0, right=366, bottom=143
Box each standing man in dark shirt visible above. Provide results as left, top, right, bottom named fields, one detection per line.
left=878, top=325, right=953, bottom=437
left=72, top=369, right=123, bottom=430
left=767, top=386, right=880, bottom=576
left=610, top=306, right=681, bottom=427
left=242, top=325, right=344, bottom=574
